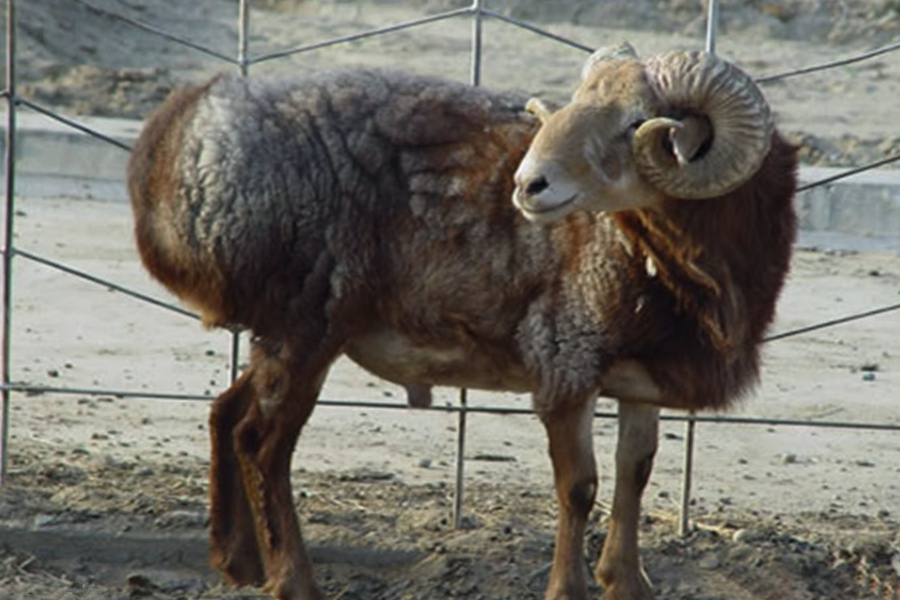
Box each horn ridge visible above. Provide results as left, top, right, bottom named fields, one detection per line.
left=636, top=51, right=773, bottom=199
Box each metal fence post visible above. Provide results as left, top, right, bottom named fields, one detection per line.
left=453, top=387, right=468, bottom=529
left=238, top=0, right=250, bottom=77
left=678, top=414, right=696, bottom=536
left=705, top=0, right=719, bottom=56
left=678, top=0, right=719, bottom=537
left=470, top=0, right=484, bottom=88
left=1, top=0, right=18, bottom=486
left=227, top=0, right=252, bottom=383
left=451, top=0, right=486, bottom=531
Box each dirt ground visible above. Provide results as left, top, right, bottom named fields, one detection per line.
left=1, top=441, right=899, bottom=600
left=2, top=1, right=900, bottom=599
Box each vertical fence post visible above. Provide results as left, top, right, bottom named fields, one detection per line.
left=451, top=0, right=484, bottom=529
left=238, top=0, right=250, bottom=77
left=227, top=0, right=251, bottom=384
left=229, top=330, right=242, bottom=384
left=453, top=387, right=468, bottom=529
left=470, top=0, right=484, bottom=87
left=0, top=0, right=18, bottom=486
left=705, top=0, right=719, bottom=56
left=678, top=415, right=696, bottom=536
left=679, top=0, right=719, bottom=537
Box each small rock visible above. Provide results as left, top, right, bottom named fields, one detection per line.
left=781, top=453, right=798, bottom=465
left=154, top=510, right=207, bottom=529
left=698, top=553, right=721, bottom=570
left=418, top=458, right=432, bottom=469
left=34, top=514, right=58, bottom=528
left=126, top=573, right=159, bottom=594
left=732, top=528, right=761, bottom=544
left=728, top=544, right=755, bottom=562
left=861, top=372, right=876, bottom=382
left=855, top=459, right=876, bottom=467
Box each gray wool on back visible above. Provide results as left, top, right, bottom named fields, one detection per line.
left=172, top=70, right=530, bottom=285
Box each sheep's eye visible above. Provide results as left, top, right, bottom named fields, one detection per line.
left=628, top=119, right=646, bottom=132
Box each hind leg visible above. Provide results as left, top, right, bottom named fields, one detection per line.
left=209, top=370, right=265, bottom=585
left=234, top=335, right=342, bottom=600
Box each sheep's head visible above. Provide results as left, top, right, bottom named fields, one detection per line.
left=513, top=43, right=773, bottom=222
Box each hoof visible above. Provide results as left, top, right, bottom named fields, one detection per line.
left=211, top=552, right=265, bottom=587
left=263, top=575, right=326, bottom=600
left=598, top=574, right=653, bottom=600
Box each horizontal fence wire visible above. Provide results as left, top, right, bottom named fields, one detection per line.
left=757, top=39, right=900, bottom=84
left=2, top=1, right=898, bottom=498
left=481, top=9, right=594, bottom=53
left=5, top=382, right=898, bottom=432
left=12, top=247, right=200, bottom=321
left=70, top=0, right=238, bottom=66
left=250, top=7, right=472, bottom=65
left=798, top=152, right=900, bottom=192
left=8, top=362, right=900, bottom=431
left=16, top=97, right=132, bottom=152
left=764, top=302, right=900, bottom=343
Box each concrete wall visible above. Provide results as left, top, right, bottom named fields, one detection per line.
left=3, top=111, right=900, bottom=245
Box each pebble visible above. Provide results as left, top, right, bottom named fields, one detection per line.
left=728, top=544, right=755, bottom=562
left=154, top=509, right=207, bottom=529
left=732, top=528, right=761, bottom=544
left=861, top=372, right=876, bottom=382
left=698, top=553, right=721, bottom=570
left=34, top=514, right=58, bottom=528
left=781, top=453, right=798, bottom=465
left=418, top=458, right=432, bottom=469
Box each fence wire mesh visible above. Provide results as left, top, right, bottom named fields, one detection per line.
left=0, top=0, right=898, bottom=533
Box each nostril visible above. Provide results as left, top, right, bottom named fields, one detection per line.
left=524, top=176, right=549, bottom=197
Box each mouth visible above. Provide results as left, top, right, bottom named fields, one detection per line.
left=514, top=192, right=579, bottom=223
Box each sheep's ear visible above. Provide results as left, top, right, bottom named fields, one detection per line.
left=525, top=97, right=554, bottom=124
left=581, top=41, right=638, bottom=81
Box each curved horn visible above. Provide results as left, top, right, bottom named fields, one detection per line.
left=581, top=41, right=638, bottom=81
left=634, top=51, right=772, bottom=199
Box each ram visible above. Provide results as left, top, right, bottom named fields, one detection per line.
left=128, top=43, right=797, bottom=600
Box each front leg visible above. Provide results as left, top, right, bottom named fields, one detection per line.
left=596, top=402, right=659, bottom=600
left=539, top=397, right=598, bottom=600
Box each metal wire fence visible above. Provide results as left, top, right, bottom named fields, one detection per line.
left=1, top=0, right=899, bottom=535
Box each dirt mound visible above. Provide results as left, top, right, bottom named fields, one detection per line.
left=2, top=441, right=898, bottom=600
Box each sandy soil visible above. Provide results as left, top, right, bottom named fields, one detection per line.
left=1, top=1, right=900, bottom=599
left=2, top=190, right=898, bottom=600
